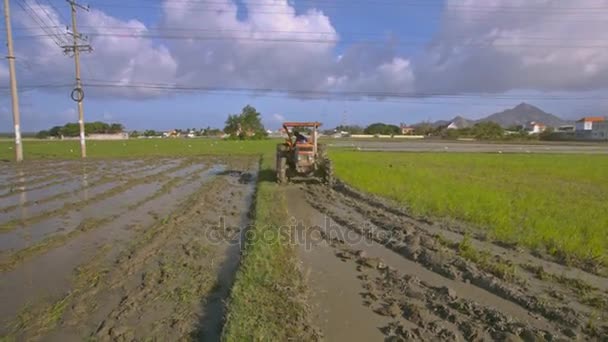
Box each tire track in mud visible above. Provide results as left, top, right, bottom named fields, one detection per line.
left=2, top=164, right=257, bottom=341
left=328, top=182, right=608, bottom=316
left=290, top=183, right=607, bottom=341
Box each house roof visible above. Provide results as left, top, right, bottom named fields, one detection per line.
left=577, top=116, right=605, bottom=123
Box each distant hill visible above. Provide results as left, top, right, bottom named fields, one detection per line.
left=449, top=116, right=474, bottom=129
left=478, top=102, right=566, bottom=128
left=422, top=103, right=567, bottom=129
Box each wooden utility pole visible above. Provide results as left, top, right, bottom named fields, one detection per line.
left=63, top=0, right=91, bottom=159
left=3, top=0, right=23, bottom=162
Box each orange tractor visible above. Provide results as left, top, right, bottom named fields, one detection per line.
left=276, top=122, right=333, bottom=185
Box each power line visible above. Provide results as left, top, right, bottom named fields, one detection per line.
left=33, top=0, right=68, bottom=42
left=15, top=0, right=66, bottom=47
left=5, top=81, right=608, bottom=106
left=5, top=25, right=608, bottom=43
left=8, top=31, right=608, bottom=49
left=75, top=80, right=608, bottom=101
left=45, top=0, right=68, bottom=24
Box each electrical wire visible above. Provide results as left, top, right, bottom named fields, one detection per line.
left=15, top=0, right=67, bottom=47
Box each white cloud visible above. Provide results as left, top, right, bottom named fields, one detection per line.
left=273, top=113, right=286, bottom=122
left=414, top=0, right=608, bottom=94
left=1, top=1, right=177, bottom=98
left=5, top=0, right=608, bottom=102
left=1, top=0, right=415, bottom=100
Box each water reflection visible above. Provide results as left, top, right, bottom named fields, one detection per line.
left=81, top=163, right=89, bottom=201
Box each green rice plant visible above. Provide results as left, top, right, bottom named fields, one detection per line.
left=331, top=151, right=608, bottom=268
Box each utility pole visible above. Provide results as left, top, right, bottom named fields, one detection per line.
left=3, top=0, right=23, bottom=162
left=63, top=0, right=91, bottom=159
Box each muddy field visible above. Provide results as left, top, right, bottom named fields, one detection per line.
left=289, top=183, right=608, bottom=341
left=0, top=157, right=258, bottom=340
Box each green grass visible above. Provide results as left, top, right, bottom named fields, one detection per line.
left=222, top=155, right=315, bottom=341
left=0, top=138, right=279, bottom=160
left=331, top=151, right=608, bottom=268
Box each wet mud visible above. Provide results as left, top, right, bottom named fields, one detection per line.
left=287, top=182, right=608, bottom=341
left=0, top=157, right=258, bottom=341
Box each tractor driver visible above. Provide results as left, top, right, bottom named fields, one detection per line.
left=294, top=130, right=308, bottom=144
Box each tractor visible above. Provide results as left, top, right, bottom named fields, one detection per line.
left=276, top=122, right=333, bottom=186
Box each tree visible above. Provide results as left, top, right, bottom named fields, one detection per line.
left=364, top=123, right=400, bottom=135
left=62, top=123, right=81, bottom=137
left=539, top=127, right=555, bottom=141
left=49, top=126, right=62, bottom=137
left=413, top=122, right=435, bottom=136
left=224, top=105, right=267, bottom=139
left=471, top=122, right=504, bottom=140
left=109, top=123, right=124, bottom=133
left=36, top=130, right=50, bottom=139
left=144, top=130, right=158, bottom=137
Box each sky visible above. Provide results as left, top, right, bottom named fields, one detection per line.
left=2, top=0, right=608, bottom=131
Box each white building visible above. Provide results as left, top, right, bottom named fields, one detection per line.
left=575, top=117, right=605, bottom=131
left=87, top=132, right=129, bottom=140
left=527, top=121, right=546, bottom=134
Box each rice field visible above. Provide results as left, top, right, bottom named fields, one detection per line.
left=330, top=151, right=608, bottom=268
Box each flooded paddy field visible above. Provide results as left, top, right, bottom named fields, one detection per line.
left=0, top=156, right=258, bottom=340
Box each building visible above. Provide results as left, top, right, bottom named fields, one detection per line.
left=85, top=133, right=129, bottom=140
left=526, top=121, right=547, bottom=134
left=575, top=117, right=605, bottom=131
left=163, top=130, right=180, bottom=138
left=574, top=117, right=608, bottom=141
left=400, top=123, right=415, bottom=135
left=556, top=125, right=575, bottom=132
left=591, top=121, right=608, bottom=140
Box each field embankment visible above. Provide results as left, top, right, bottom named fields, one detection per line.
left=222, top=155, right=318, bottom=341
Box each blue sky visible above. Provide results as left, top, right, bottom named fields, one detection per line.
left=2, top=0, right=608, bottom=131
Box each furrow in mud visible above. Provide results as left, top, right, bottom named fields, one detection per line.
left=0, top=160, right=158, bottom=214
left=330, top=182, right=608, bottom=292
left=296, top=183, right=607, bottom=340
left=0, top=162, right=220, bottom=330
left=0, top=163, right=216, bottom=270
left=1, top=162, right=257, bottom=341
left=338, top=182, right=607, bottom=277
left=0, top=159, right=196, bottom=233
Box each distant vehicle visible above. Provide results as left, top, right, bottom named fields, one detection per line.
left=275, top=122, right=333, bottom=185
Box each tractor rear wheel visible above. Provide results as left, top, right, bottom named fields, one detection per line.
left=276, top=144, right=289, bottom=184
left=322, top=157, right=334, bottom=187
left=277, top=156, right=287, bottom=184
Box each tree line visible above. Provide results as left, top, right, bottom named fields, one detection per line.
left=330, top=121, right=550, bottom=140
left=37, top=122, right=124, bottom=139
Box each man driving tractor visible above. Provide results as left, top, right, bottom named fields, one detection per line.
left=294, top=130, right=308, bottom=144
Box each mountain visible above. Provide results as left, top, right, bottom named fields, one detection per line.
left=448, top=116, right=474, bottom=129
left=478, top=102, right=566, bottom=128
left=414, top=103, right=567, bottom=129
left=431, top=119, right=451, bottom=128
